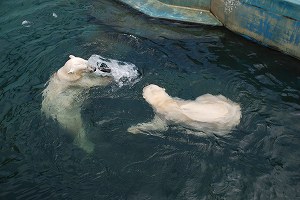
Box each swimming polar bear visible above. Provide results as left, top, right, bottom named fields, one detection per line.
left=128, top=84, right=241, bottom=136
left=41, top=55, right=112, bottom=153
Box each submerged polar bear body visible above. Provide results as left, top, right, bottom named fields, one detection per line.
left=41, top=55, right=112, bottom=153
left=128, top=84, right=241, bottom=135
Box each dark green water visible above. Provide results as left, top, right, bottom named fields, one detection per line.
left=1, top=0, right=300, bottom=199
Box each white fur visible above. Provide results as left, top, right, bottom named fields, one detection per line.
left=128, top=84, right=241, bottom=135
left=41, top=55, right=112, bottom=153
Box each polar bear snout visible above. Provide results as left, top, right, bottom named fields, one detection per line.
left=87, top=65, right=96, bottom=73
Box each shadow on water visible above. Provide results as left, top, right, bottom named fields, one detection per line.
left=0, top=0, right=300, bottom=199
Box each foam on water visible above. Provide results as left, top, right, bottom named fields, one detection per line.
left=88, top=54, right=140, bottom=86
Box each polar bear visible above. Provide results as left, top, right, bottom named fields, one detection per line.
left=41, top=55, right=112, bottom=153
left=128, top=84, right=241, bottom=136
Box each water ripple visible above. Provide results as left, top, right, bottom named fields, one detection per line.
left=0, top=0, right=300, bottom=199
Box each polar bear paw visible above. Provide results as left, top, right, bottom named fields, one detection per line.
left=127, top=126, right=143, bottom=134
left=74, top=136, right=95, bottom=153
left=127, top=115, right=168, bottom=134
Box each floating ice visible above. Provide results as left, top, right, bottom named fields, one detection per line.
left=52, top=12, right=58, bottom=18
left=22, top=20, right=32, bottom=27
left=88, top=54, right=140, bottom=86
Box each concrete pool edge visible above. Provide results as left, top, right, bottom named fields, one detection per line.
left=117, top=0, right=300, bottom=60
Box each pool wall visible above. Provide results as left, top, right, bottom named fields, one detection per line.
left=119, top=0, right=300, bottom=59
left=211, top=0, right=300, bottom=59
left=118, top=0, right=222, bottom=26
left=158, top=0, right=211, bottom=10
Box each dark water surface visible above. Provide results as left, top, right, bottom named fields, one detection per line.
left=1, top=0, right=300, bottom=199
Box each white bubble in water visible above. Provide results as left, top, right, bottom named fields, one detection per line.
left=52, top=12, right=58, bottom=18
left=22, top=20, right=32, bottom=27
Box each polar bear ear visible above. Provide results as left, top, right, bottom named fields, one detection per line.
left=69, top=55, right=75, bottom=59
left=68, top=68, right=75, bottom=74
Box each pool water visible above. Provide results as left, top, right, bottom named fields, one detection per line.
left=1, top=0, right=300, bottom=199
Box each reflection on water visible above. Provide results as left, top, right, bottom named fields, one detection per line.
left=0, top=0, right=300, bottom=199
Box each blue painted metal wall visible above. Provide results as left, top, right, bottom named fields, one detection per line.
left=211, top=0, right=300, bottom=59
left=118, top=0, right=222, bottom=26
left=118, top=0, right=300, bottom=59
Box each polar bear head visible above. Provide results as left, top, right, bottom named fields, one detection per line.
left=56, top=55, right=96, bottom=81
left=143, top=84, right=173, bottom=106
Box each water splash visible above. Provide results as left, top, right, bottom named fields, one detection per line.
left=88, top=54, right=140, bottom=87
